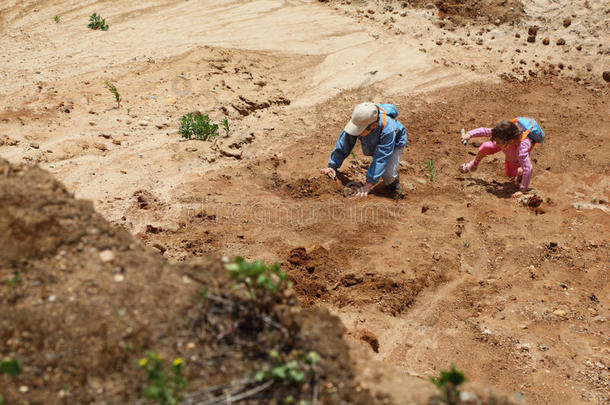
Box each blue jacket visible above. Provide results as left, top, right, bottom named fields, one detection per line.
left=328, top=104, right=407, bottom=184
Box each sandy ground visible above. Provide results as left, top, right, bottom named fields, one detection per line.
left=1, top=0, right=609, bottom=403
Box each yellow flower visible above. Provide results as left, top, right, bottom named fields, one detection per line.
left=138, top=358, right=147, bottom=367
left=172, top=358, right=183, bottom=367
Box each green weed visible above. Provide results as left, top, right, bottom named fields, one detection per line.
left=430, top=365, right=466, bottom=405
left=255, top=350, right=320, bottom=384
left=220, top=117, right=231, bottom=137
left=0, top=358, right=22, bottom=375
left=88, top=13, right=108, bottom=31
left=425, top=159, right=436, bottom=181
left=463, top=241, right=470, bottom=248
left=225, top=257, right=290, bottom=300
left=179, top=113, right=219, bottom=141
left=6, top=272, right=21, bottom=287
left=0, top=393, right=3, bottom=404
left=350, top=151, right=356, bottom=159
left=104, top=81, right=121, bottom=108
left=54, top=15, right=60, bottom=23
left=138, top=352, right=186, bottom=405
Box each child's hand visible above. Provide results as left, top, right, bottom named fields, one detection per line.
left=511, top=191, right=523, bottom=199
left=355, top=182, right=374, bottom=197
left=321, top=167, right=336, bottom=179
left=461, top=132, right=471, bottom=144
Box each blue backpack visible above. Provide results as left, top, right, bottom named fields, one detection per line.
left=513, top=117, right=545, bottom=144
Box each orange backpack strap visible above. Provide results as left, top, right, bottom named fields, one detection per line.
left=512, top=118, right=535, bottom=152
left=378, top=106, right=387, bottom=134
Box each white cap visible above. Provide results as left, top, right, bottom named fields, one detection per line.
left=344, top=102, right=378, bottom=136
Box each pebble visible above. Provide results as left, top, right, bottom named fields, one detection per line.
left=433, top=252, right=441, bottom=261
left=99, top=249, right=115, bottom=262
left=114, top=274, right=124, bottom=282
left=167, top=97, right=177, bottom=105
left=528, top=26, right=538, bottom=36
left=556, top=38, right=566, bottom=45
left=30, top=142, right=40, bottom=149
left=459, top=391, right=482, bottom=405
left=20, top=386, right=29, bottom=393
left=94, top=142, right=108, bottom=151
left=89, top=121, right=96, bottom=126
left=138, top=120, right=149, bottom=126
left=603, top=71, right=610, bottom=83
left=553, top=309, right=566, bottom=317
left=112, top=139, right=121, bottom=145
left=185, top=147, right=197, bottom=152
left=527, top=35, right=536, bottom=43
left=563, top=18, right=571, bottom=28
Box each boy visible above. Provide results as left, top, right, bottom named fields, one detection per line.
left=321, top=102, right=408, bottom=197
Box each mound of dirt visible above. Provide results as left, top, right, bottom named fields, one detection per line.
left=0, top=158, right=376, bottom=404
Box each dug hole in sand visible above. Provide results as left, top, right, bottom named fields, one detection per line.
left=1, top=0, right=609, bottom=404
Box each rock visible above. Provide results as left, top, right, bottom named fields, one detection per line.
left=528, top=26, right=538, bottom=36
left=592, top=316, right=606, bottom=323
left=543, top=37, right=550, bottom=45
left=556, top=38, right=566, bottom=45
left=185, top=147, right=197, bottom=152
left=112, top=139, right=121, bottom=145
left=563, top=18, right=571, bottom=28
left=527, top=35, right=536, bottom=43
left=433, top=252, right=441, bottom=261
left=367, top=9, right=375, bottom=14
left=460, top=391, right=482, bottom=405
left=155, top=123, right=164, bottom=129
left=603, top=71, right=610, bottom=83
left=515, top=33, right=521, bottom=38
left=167, top=97, right=177, bottom=105
left=29, top=142, right=40, bottom=149
left=94, top=142, right=108, bottom=151
left=553, top=309, right=566, bottom=317
left=138, top=120, right=149, bottom=126
left=114, top=274, right=124, bottom=282
left=88, top=121, right=96, bottom=126
left=99, top=249, right=115, bottom=262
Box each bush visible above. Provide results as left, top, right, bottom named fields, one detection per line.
left=225, top=257, right=290, bottom=301
left=138, top=352, right=186, bottom=405
left=179, top=113, right=220, bottom=141
left=430, top=365, right=466, bottom=405
left=88, top=13, right=108, bottom=31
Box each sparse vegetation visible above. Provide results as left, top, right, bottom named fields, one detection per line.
left=225, top=256, right=290, bottom=300
left=179, top=113, right=220, bottom=141
left=138, top=352, right=186, bottom=405
left=88, top=13, right=108, bottom=31
left=350, top=151, right=356, bottom=159
left=0, top=358, right=22, bottom=375
left=256, top=350, right=320, bottom=384
left=425, top=158, right=436, bottom=181
left=221, top=117, right=231, bottom=137
left=54, top=15, right=60, bottom=23
left=104, top=80, right=121, bottom=108
left=6, top=272, right=21, bottom=287
left=430, top=365, right=466, bottom=405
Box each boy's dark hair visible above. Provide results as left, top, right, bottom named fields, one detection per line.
left=491, top=120, right=520, bottom=143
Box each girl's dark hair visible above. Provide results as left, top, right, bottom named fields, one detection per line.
left=491, top=120, right=520, bottom=143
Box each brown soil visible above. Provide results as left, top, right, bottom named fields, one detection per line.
left=0, top=159, right=377, bottom=404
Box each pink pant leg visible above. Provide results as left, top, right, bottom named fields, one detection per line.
left=478, top=141, right=502, bottom=156
left=505, top=160, right=520, bottom=177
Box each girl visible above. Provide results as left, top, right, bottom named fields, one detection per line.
left=460, top=117, right=545, bottom=198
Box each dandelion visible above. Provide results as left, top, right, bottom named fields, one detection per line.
left=138, top=358, right=147, bottom=367
left=172, top=358, right=183, bottom=367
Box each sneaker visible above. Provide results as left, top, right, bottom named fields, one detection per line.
left=460, top=161, right=478, bottom=173
left=387, top=176, right=401, bottom=192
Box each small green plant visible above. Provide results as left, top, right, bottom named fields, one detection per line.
left=256, top=350, right=320, bottom=384
left=54, top=15, right=60, bottom=23
left=350, top=151, right=356, bottom=159
left=225, top=257, right=290, bottom=300
left=425, top=158, right=436, bottom=181
left=0, top=358, right=22, bottom=375
left=199, top=286, right=208, bottom=302
left=6, top=272, right=21, bottom=287
left=88, top=13, right=108, bottom=31
left=179, top=113, right=219, bottom=141
left=220, top=117, right=231, bottom=137
left=104, top=81, right=121, bottom=108
left=463, top=241, right=470, bottom=248
left=138, top=352, right=186, bottom=405
left=0, top=393, right=3, bottom=404
left=430, top=365, right=466, bottom=405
